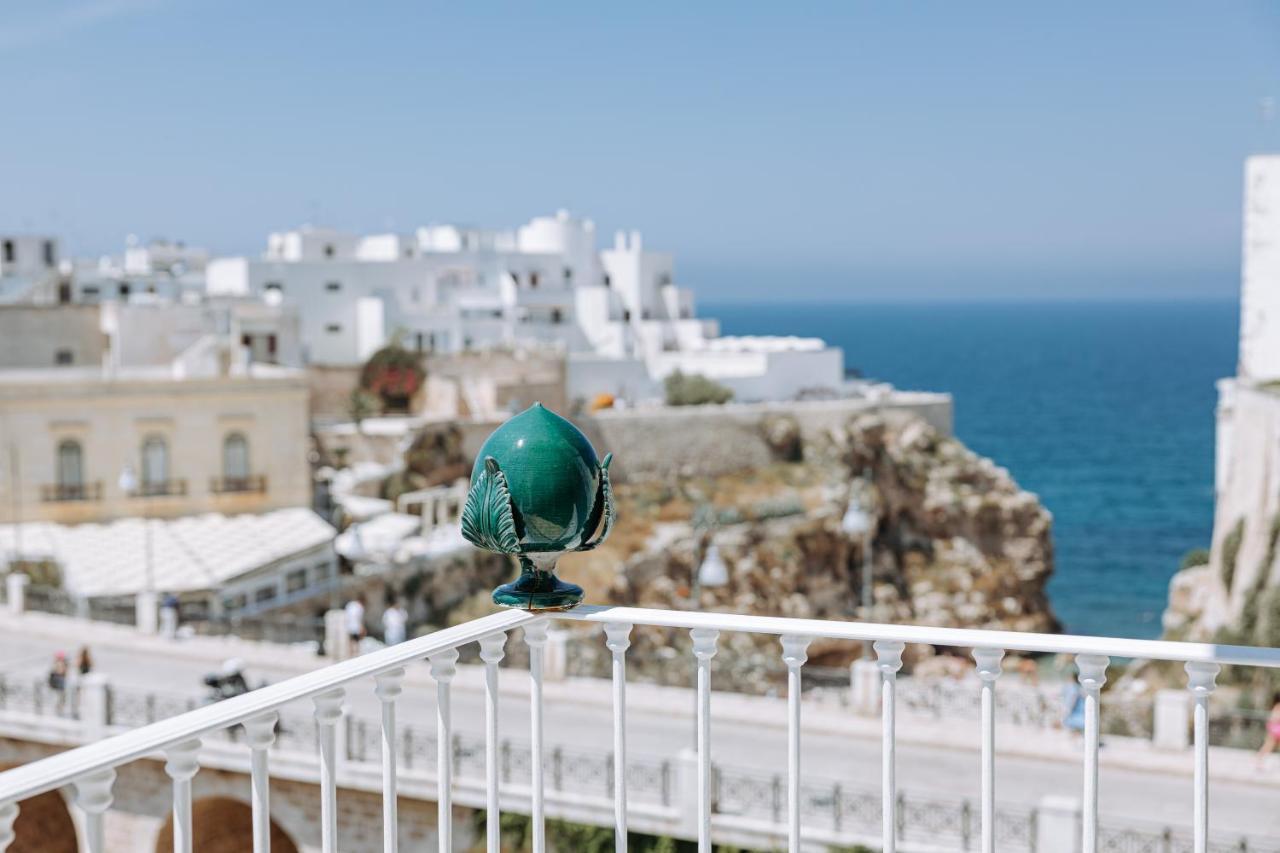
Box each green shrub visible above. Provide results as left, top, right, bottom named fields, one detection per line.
left=359, top=339, right=425, bottom=411
left=1179, top=548, right=1210, bottom=570
left=664, top=370, right=733, bottom=406
left=1221, top=518, right=1245, bottom=590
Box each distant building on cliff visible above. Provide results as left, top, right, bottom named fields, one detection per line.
left=1173, top=154, right=1280, bottom=640
left=205, top=211, right=846, bottom=404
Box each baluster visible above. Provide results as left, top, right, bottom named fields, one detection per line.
left=1075, top=654, right=1110, bottom=853
left=873, top=640, right=904, bottom=853
left=691, top=627, right=720, bottom=853
left=313, top=689, right=346, bottom=853
left=0, top=801, right=18, bottom=853
left=604, top=622, right=633, bottom=853
left=374, top=668, right=406, bottom=853
left=164, top=739, right=202, bottom=853
left=429, top=649, right=459, bottom=853
left=1186, top=661, right=1220, bottom=853
left=479, top=632, right=508, bottom=853
left=72, top=767, right=116, bottom=853
left=972, top=648, right=1004, bottom=853
left=780, top=635, right=812, bottom=853
left=524, top=619, right=549, bottom=853
left=243, top=713, right=278, bottom=853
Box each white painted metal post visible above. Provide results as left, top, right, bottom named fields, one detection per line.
left=874, top=640, right=904, bottom=853
left=1185, top=661, right=1220, bottom=853
left=429, top=649, right=459, bottom=853
left=0, top=801, right=18, bottom=853
left=524, top=619, right=549, bottom=853
left=1075, top=654, right=1109, bottom=853
left=243, top=712, right=278, bottom=853
left=478, top=632, right=507, bottom=853
left=972, top=648, right=1004, bottom=853
left=313, top=688, right=346, bottom=853
left=163, top=739, right=201, bottom=853
left=72, top=768, right=115, bottom=853
left=780, top=635, right=812, bottom=853
left=374, top=668, right=405, bottom=853
left=604, top=622, right=633, bottom=853
left=690, top=627, right=719, bottom=853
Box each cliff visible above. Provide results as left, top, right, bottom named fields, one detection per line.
left=560, top=412, right=1058, bottom=687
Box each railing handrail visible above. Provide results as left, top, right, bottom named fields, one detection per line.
left=0, top=608, right=537, bottom=804
left=560, top=605, right=1280, bottom=668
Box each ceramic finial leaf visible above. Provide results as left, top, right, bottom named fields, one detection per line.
left=461, top=456, right=521, bottom=554
left=577, top=453, right=616, bottom=552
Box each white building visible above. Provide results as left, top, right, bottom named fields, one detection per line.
left=207, top=212, right=846, bottom=403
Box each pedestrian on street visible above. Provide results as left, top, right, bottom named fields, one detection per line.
left=382, top=598, right=407, bottom=646
left=48, top=652, right=68, bottom=714
left=344, top=594, right=367, bottom=657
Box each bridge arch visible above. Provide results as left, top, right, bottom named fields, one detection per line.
left=154, top=796, right=298, bottom=853
left=0, top=764, right=77, bottom=853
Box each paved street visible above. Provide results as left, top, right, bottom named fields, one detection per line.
left=3, top=611, right=1280, bottom=841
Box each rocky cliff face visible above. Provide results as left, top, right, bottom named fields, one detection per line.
left=562, top=413, right=1058, bottom=688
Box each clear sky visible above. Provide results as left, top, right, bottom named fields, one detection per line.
left=3, top=1, right=1279, bottom=301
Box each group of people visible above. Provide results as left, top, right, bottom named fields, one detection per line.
left=342, top=594, right=409, bottom=657
left=46, top=647, right=93, bottom=713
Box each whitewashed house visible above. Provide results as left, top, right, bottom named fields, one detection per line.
left=206, top=212, right=846, bottom=403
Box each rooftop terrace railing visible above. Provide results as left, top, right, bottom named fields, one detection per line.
left=1, top=605, right=1279, bottom=853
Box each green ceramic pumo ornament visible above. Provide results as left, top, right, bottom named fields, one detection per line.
left=461, top=402, right=615, bottom=611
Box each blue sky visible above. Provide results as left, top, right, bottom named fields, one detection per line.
left=2, top=2, right=1278, bottom=301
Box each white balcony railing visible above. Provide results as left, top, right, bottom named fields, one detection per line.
left=1, top=604, right=1279, bottom=853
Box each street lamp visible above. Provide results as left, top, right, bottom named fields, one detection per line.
left=120, top=464, right=157, bottom=634
left=841, top=498, right=874, bottom=620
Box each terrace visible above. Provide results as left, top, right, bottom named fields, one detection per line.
left=0, top=605, right=1278, bottom=853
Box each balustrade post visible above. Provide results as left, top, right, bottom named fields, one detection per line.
left=5, top=574, right=27, bottom=616
left=72, top=768, right=116, bottom=853
left=780, top=634, right=812, bottom=853
left=1075, top=654, right=1109, bottom=853
left=874, top=640, right=905, bottom=853
left=972, top=648, right=1004, bottom=853
left=691, top=627, right=719, bottom=853
left=604, top=622, right=633, bottom=853
left=164, top=738, right=201, bottom=853
left=478, top=631, right=508, bottom=853
left=243, top=712, right=278, bottom=853
left=313, top=689, right=346, bottom=853
left=524, top=619, right=549, bottom=853
left=79, top=673, right=110, bottom=741
left=374, top=668, right=406, bottom=853
left=0, top=801, right=17, bottom=853
left=429, top=649, right=459, bottom=853
left=1186, top=661, right=1220, bottom=853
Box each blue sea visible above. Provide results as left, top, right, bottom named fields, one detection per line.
left=706, top=300, right=1240, bottom=640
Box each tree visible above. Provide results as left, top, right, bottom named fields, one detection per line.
left=664, top=370, right=733, bottom=406
left=359, top=339, right=425, bottom=412
left=347, top=388, right=379, bottom=430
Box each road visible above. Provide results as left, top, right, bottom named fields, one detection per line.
left=3, top=612, right=1279, bottom=842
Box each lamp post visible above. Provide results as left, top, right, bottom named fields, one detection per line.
left=120, top=465, right=157, bottom=633
left=842, top=498, right=874, bottom=657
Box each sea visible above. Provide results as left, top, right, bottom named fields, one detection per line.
left=706, top=299, right=1240, bottom=640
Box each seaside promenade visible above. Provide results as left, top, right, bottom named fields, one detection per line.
left=2, top=610, right=1279, bottom=843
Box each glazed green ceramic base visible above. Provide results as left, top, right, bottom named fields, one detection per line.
left=492, top=566, right=584, bottom=611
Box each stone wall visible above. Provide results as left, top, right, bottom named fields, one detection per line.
left=457, top=392, right=954, bottom=484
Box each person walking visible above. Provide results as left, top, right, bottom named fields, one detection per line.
left=382, top=598, right=408, bottom=646
left=343, top=594, right=367, bottom=657
left=48, top=652, right=68, bottom=715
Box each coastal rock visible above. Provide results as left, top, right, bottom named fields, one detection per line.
left=568, top=413, right=1058, bottom=690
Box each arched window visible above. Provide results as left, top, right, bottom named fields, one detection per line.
left=223, top=433, right=249, bottom=481
left=141, top=435, right=168, bottom=489
left=56, top=440, right=83, bottom=488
